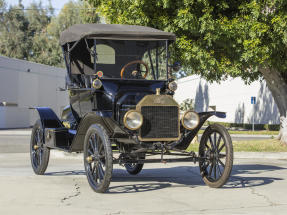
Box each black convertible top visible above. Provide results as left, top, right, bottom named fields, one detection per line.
left=60, top=24, right=176, bottom=45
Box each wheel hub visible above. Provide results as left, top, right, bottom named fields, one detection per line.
left=86, top=156, right=94, bottom=163
left=33, top=145, right=40, bottom=150
left=206, top=148, right=220, bottom=161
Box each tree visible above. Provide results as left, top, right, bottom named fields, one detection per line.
left=0, top=0, right=5, bottom=13
left=0, top=0, right=99, bottom=66
left=42, top=0, right=100, bottom=66
left=0, top=1, right=30, bottom=59
left=86, top=0, right=287, bottom=143
left=0, top=0, right=53, bottom=62
left=180, top=98, right=194, bottom=111
left=25, top=1, right=54, bottom=64
left=35, top=1, right=89, bottom=66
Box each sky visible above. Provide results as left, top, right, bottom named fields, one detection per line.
left=6, top=0, right=72, bottom=13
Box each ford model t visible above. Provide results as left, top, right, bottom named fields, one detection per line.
left=30, top=24, right=233, bottom=193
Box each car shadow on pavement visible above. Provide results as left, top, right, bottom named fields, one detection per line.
left=45, top=170, right=85, bottom=176
left=45, top=164, right=285, bottom=194
left=225, top=164, right=285, bottom=189
left=109, top=164, right=285, bottom=193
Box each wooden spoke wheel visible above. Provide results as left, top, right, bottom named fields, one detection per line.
left=199, top=124, right=233, bottom=188
left=30, top=120, right=50, bottom=175
left=84, top=124, right=113, bottom=193
left=124, top=154, right=145, bottom=175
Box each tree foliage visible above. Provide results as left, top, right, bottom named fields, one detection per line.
left=0, top=1, right=30, bottom=60
left=39, top=0, right=99, bottom=66
left=180, top=98, right=194, bottom=111
left=0, top=0, right=99, bottom=66
left=87, top=0, right=287, bottom=82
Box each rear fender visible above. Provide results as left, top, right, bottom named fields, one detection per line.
left=176, top=111, right=226, bottom=150
left=32, top=107, right=70, bottom=149
left=32, top=107, right=63, bottom=128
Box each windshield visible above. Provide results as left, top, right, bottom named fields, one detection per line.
left=66, top=39, right=170, bottom=87
left=92, top=40, right=168, bottom=80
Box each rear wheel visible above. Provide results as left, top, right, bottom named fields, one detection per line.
left=199, top=124, right=233, bottom=188
left=125, top=163, right=144, bottom=175
left=84, top=124, right=113, bottom=193
left=30, top=120, right=50, bottom=175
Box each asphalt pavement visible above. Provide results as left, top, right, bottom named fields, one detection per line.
left=1, top=129, right=287, bottom=214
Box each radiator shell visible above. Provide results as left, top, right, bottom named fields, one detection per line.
left=136, top=94, right=180, bottom=141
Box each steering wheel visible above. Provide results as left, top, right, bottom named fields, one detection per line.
left=120, top=60, right=149, bottom=79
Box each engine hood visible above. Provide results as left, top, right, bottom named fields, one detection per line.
left=101, top=79, right=167, bottom=106
left=100, top=79, right=167, bottom=122
left=101, top=79, right=166, bottom=94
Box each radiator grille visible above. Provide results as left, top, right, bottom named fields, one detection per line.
left=140, top=106, right=179, bottom=139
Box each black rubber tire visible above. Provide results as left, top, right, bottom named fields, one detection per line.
left=30, top=120, right=50, bottom=175
left=83, top=124, right=113, bottom=193
left=125, top=163, right=144, bottom=175
left=124, top=154, right=145, bottom=175
left=199, top=124, right=233, bottom=188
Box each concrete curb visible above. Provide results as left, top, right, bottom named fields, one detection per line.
left=50, top=151, right=287, bottom=160
left=235, top=152, right=287, bottom=159
left=231, top=134, right=274, bottom=138
left=0, top=130, right=31, bottom=135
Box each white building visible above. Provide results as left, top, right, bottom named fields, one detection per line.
left=174, top=75, right=280, bottom=125
left=0, top=56, right=68, bottom=128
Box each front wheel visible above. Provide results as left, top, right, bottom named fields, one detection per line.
left=84, top=124, right=113, bottom=193
left=199, top=124, right=233, bottom=188
left=30, top=120, right=50, bottom=175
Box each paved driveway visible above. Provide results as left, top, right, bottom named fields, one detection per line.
left=0, top=151, right=287, bottom=214
left=0, top=130, right=286, bottom=214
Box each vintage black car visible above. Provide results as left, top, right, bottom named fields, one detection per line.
left=30, top=24, right=233, bottom=193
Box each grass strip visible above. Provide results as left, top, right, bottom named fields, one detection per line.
left=197, top=130, right=278, bottom=135
left=186, top=139, right=287, bottom=152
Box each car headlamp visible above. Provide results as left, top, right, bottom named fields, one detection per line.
left=123, top=110, right=143, bottom=130
left=92, top=79, right=102, bottom=89
left=181, top=111, right=200, bottom=130
left=168, top=81, right=177, bottom=91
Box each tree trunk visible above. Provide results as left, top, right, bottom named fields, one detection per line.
left=259, top=67, right=287, bottom=145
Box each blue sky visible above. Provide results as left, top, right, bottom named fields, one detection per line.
left=7, top=0, right=71, bottom=13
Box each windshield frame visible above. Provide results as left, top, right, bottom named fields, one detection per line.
left=92, top=39, right=170, bottom=81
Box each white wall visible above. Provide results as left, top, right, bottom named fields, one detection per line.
left=174, top=75, right=280, bottom=124
left=0, top=56, right=69, bottom=128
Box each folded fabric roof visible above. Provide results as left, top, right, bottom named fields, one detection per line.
left=60, top=24, right=176, bottom=45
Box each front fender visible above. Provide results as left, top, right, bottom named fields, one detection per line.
left=176, top=111, right=226, bottom=150
left=69, top=112, right=114, bottom=152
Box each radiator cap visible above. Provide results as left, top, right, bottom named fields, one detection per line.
left=156, top=88, right=160, bottom=95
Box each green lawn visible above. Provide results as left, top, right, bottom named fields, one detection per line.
left=186, top=139, right=287, bottom=152
left=198, top=129, right=278, bottom=136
